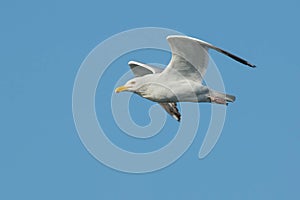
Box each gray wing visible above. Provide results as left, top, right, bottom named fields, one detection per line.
left=160, top=35, right=256, bottom=82
left=128, top=61, right=163, bottom=77
left=159, top=103, right=181, bottom=122
left=128, top=61, right=181, bottom=121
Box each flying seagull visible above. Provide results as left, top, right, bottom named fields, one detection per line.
left=115, top=35, right=255, bottom=121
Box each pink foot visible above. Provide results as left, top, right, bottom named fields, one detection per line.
left=210, top=97, right=228, bottom=105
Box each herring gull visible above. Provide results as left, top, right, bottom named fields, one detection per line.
left=115, top=35, right=255, bottom=121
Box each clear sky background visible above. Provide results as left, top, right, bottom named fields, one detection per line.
left=1, top=0, right=300, bottom=199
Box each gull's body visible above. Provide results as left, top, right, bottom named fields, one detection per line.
left=131, top=73, right=210, bottom=103
left=115, top=35, right=255, bottom=121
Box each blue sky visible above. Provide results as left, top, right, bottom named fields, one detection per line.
left=1, top=0, right=300, bottom=199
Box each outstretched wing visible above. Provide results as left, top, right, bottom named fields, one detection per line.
left=159, top=102, right=181, bottom=122
left=160, top=35, right=256, bottom=82
left=128, top=61, right=163, bottom=77
left=128, top=61, right=181, bottom=121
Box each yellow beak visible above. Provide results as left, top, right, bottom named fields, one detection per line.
left=115, top=85, right=128, bottom=93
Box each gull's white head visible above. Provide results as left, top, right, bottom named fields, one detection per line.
left=115, top=78, right=141, bottom=93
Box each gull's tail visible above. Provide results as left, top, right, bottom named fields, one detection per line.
left=225, top=94, right=236, bottom=102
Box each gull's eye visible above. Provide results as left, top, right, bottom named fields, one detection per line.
left=130, top=81, right=136, bottom=84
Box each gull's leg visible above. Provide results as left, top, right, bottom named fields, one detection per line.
left=209, top=96, right=228, bottom=106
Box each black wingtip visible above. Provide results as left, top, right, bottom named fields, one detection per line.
left=214, top=47, right=256, bottom=69
left=175, top=115, right=181, bottom=122
left=248, top=63, right=256, bottom=68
